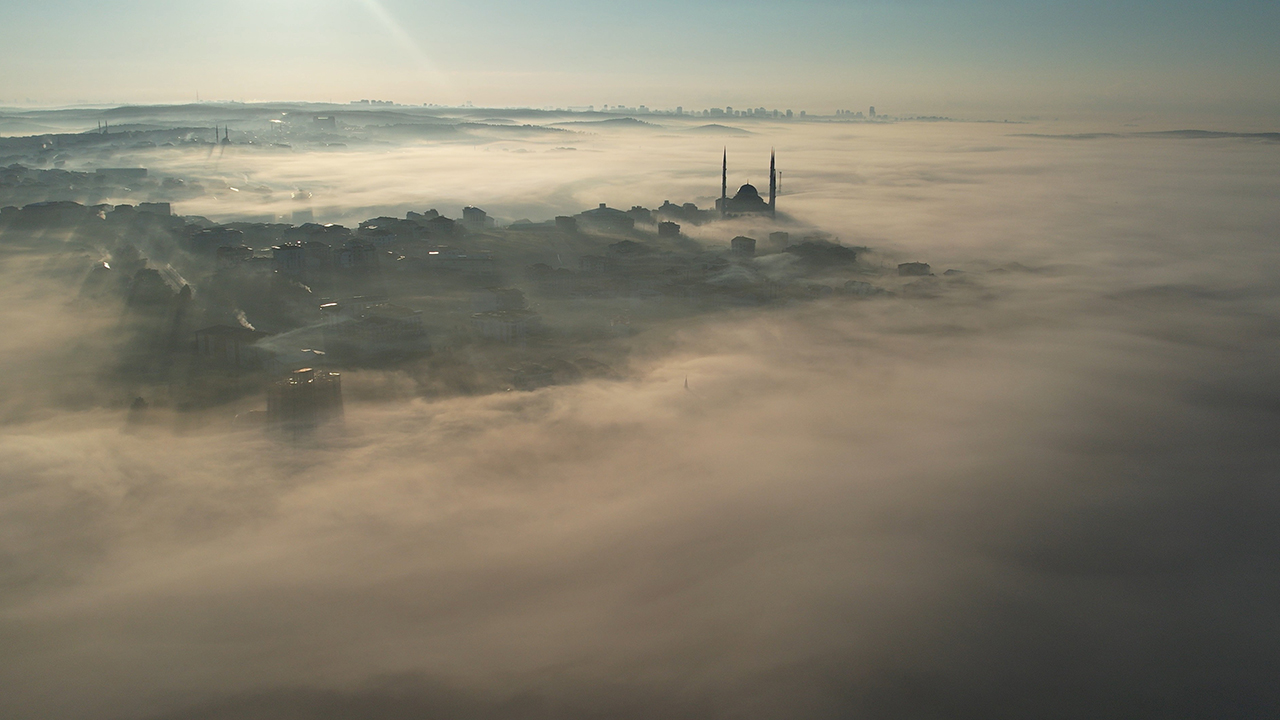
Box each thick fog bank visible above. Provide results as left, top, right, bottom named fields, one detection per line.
left=2, top=124, right=1279, bottom=719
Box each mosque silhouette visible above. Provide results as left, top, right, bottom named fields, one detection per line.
left=716, top=149, right=777, bottom=217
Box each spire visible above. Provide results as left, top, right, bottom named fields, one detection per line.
left=721, top=147, right=727, bottom=201
left=768, top=148, right=776, bottom=216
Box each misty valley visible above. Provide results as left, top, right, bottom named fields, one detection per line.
left=2, top=102, right=1279, bottom=719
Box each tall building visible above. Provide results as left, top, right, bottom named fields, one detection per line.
left=321, top=299, right=429, bottom=363
left=334, top=239, right=377, bottom=271
left=471, top=310, right=541, bottom=343
left=267, top=368, right=343, bottom=433
left=272, top=243, right=306, bottom=276
left=462, top=206, right=493, bottom=228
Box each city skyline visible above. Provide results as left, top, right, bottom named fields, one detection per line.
left=2, top=0, right=1278, bottom=121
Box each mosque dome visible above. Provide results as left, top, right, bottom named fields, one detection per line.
left=716, top=152, right=777, bottom=217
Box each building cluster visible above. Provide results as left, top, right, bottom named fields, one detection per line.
left=0, top=164, right=203, bottom=209
left=834, top=107, right=880, bottom=119
left=516, top=229, right=861, bottom=308
left=601, top=105, right=802, bottom=119
left=1, top=142, right=942, bottom=436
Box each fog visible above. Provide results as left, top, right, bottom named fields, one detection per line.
left=3, top=116, right=1279, bottom=718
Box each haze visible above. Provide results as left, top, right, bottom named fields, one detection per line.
left=2, top=4, right=1280, bottom=719
left=3, top=1, right=1279, bottom=122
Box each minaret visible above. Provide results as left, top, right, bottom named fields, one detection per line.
left=719, top=147, right=728, bottom=216
left=721, top=147, right=728, bottom=200
left=768, top=149, right=776, bottom=216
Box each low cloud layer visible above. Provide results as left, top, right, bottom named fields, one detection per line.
left=2, top=121, right=1279, bottom=719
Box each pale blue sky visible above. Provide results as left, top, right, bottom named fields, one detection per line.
left=1, top=0, right=1276, bottom=117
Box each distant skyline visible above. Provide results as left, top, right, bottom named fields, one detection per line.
left=2, top=0, right=1278, bottom=120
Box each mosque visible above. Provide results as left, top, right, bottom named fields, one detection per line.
left=716, top=149, right=776, bottom=217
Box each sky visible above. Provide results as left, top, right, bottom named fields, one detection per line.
left=1, top=0, right=1278, bottom=119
